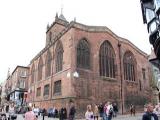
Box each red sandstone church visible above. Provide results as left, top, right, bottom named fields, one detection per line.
left=27, top=13, right=152, bottom=113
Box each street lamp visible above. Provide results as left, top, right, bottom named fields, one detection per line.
left=67, top=71, right=79, bottom=96
left=140, top=0, right=160, bottom=59
left=67, top=71, right=79, bottom=78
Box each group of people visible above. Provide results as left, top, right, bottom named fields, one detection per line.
left=85, top=102, right=118, bottom=120
left=142, top=103, right=159, bottom=120
left=0, top=103, right=17, bottom=120
left=24, top=102, right=76, bottom=120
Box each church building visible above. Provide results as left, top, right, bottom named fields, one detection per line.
left=27, top=13, right=152, bottom=114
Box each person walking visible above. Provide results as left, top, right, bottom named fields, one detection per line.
left=8, top=104, right=17, bottom=120
left=98, top=103, right=104, bottom=120
left=103, top=102, right=109, bottom=120
left=24, top=107, right=37, bottom=120
left=69, top=102, right=76, bottom=120
left=108, top=103, right=113, bottom=120
left=85, top=105, right=94, bottom=120
left=142, top=103, right=158, bottom=120
left=113, top=103, right=118, bottom=117
left=130, top=104, right=135, bottom=116
left=93, top=104, right=99, bottom=120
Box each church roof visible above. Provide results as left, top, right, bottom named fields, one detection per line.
left=31, top=17, right=149, bottom=63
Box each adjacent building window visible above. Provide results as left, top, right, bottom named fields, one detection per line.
left=123, top=52, right=135, bottom=81
left=31, top=64, right=35, bottom=84
left=44, top=84, right=50, bottom=96
left=99, top=41, right=115, bottom=78
left=54, top=80, right=61, bottom=94
left=142, top=68, right=146, bottom=80
left=38, top=57, right=43, bottom=81
left=45, top=51, right=52, bottom=77
left=77, top=39, right=90, bottom=69
left=20, top=80, right=25, bottom=88
left=19, top=70, right=27, bottom=77
left=36, top=87, right=41, bottom=97
left=55, top=41, right=63, bottom=73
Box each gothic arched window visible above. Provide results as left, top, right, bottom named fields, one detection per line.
left=77, top=39, right=90, bottom=69
left=38, top=57, right=43, bottom=81
left=45, top=51, right=52, bottom=77
left=31, top=64, right=35, bottom=84
left=49, top=32, right=52, bottom=42
left=123, top=52, right=135, bottom=81
left=99, top=41, right=115, bottom=78
left=55, top=41, right=63, bottom=73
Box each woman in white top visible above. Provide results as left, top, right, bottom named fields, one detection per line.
left=85, top=105, right=94, bottom=120
left=8, top=104, right=17, bottom=119
left=9, top=104, right=15, bottom=114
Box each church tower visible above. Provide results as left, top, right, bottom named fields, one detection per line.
left=45, top=12, right=69, bottom=46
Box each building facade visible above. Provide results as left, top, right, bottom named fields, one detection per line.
left=1, top=81, right=7, bottom=106
left=5, top=66, right=29, bottom=106
left=27, top=13, right=152, bottom=114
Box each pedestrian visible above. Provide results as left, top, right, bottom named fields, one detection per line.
left=103, top=102, right=108, bottom=120
left=108, top=103, right=113, bottom=120
left=60, top=107, right=67, bottom=120
left=154, top=103, right=160, bottom=116
left=55, top=108, right=58, bottom=118
left=98, top=103, right=104, bottom=119
left=33, top=106, right=39, bottom=118
left=144, top=104, right=147, bottom=112
left=69, top=102, right=76, bottom=120
left=142, top=103, right=158, bottom=120
left=42, top=108, right=46, bottom=120
left=93, top=104, right=99, bottom=120
left=132, top=105, right=135, bottom=116
left=104, top=102, right=113, bottom=120
left=6, top=105, right=9, bottom=113
left=130, top=104, right=135, bottom=116
left=85, top=105, right=94, bottom=120
left=63, top=107, right=67, bottom=119
left=8, top=103, right=17, bottom=120
left=24, top=106, right=37, bottom=120
left=112, top=103, right=118, bottom=117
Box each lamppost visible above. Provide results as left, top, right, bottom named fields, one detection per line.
left=140, top=0, right=160, bottom=59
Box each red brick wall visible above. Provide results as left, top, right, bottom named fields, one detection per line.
left=27, top=21, right=152, bottom=115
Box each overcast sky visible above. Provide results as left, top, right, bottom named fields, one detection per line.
left=0, top=0, right=151, bottom=83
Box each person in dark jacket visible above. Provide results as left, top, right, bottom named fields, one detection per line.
left=69, top=102, right=76, bottom=120
left=64, top=107, right=67, bottom=119
left=54, top=109, right=58, bottom=118
left=59, top=107, right=67, bottom=120
left=142, top=103, right=158, bottom=120
left=113, top=103, right=118, bottom=117
left=98, top=103, right=104, bottom=118
left=59, top=107, right=64, bottom=120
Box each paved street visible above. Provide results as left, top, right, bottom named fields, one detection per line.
left=16, top=113, right=144, bottom=120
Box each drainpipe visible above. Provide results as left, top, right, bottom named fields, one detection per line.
left=50, top=60, right=54, bottom=103
left=118, top=41, right=123, bottom=114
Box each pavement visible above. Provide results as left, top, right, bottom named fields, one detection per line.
left=16, top=113, right=144, bottom=120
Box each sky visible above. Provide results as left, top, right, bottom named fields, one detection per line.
left=0, top=0, right=151, bottom=83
